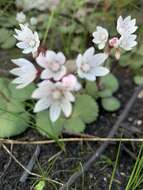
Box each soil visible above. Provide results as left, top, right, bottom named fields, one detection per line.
left=0, top=61, right=143, bottom=190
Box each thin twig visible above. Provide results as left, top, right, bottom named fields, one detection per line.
left=63, top=131, right=96, bottom=138
left=2, top=144, right=63, bottom=186
left=59, top=84, right=143, bottom=190
left=20, top=145, right=41, bottom=183
left=1, top=138, right=143, bottom=144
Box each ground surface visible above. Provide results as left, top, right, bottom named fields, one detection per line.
left=0, top=63, right=143, bottom=190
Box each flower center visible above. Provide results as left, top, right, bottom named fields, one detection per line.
left=50, top=62, right=60, bottom=72
left=29, top=39, right=36, bottom=47
left=52, top=89, right=62, bottom=100
left=81, top=63, right=90, bottom=73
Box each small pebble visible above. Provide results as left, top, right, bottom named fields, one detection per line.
left=128, top=117, right=133, bottom=122
left=136, top=120, right=142, bottom=126
left=138, top=90, right=143, bottom=99
left=120, top=172, right=126, bottom=176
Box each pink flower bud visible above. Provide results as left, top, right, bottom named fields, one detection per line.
left=109, top=37, right=119, bottom=48
left=62, top=74, right=81, bottom=91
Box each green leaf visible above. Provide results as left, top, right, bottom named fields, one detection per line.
left=36, top=111, right=64, bottom=138
left=7, top=100, right=25, bottom=113
left=134, top=75, right=143, bottom=85
left=0, top=78, right=11, bottom=98
left=85, top=81, right=99, bottom=99
left=100, top=73, right=119, bottom=93
left=1, top=36, right=16, bottom=49
left=64, top=117, right=85, bottom=133
left=99, top=89, right=113, bottom=98
left=73, top=94, right=99, bottom=124
left=130, top=56, right=143, bottom=70
left=102, top=97, right=120, bottom=112
left=0, top=78, right=31, bottom=138
left=0, top=112, right=29, bottom=138
left=35, top=181, right=45, bottom=190
left=9, top=83, right=35, bottom=101
left=137, top=45, right=143, bottom=56
left=0, top=96, right=7, bottom=114
left=0, top=28, right=10, bottom=44
left=119, top=54, right=131, bottom=67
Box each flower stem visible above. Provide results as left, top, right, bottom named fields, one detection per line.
left=42, top=10, right=55, bottom=46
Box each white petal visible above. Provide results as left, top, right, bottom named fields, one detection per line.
left=11, top=58, right=32, bottom=67
left=93, top=66, right=109, bottom=76
left=83, top=72, right=96, bottom=81
left=76, top=54, right=82, bottom=67
left=34, top=98, right=50, bottom=112
left=46, top=50, right=56, bottom=62
left=22, top=47, right=33, bottom=54
left=32, top=81, right=53, bottom=99
left=83, top=47, right=95, bottom=60
left=12, top=77, right=23, bottom=84
left=36, top=53, right=48, bottom=68
left=41, top=69, right=53, bottom=79
left=61, top=100, right=72, bottom=117
left=49, top=103, right=61, bottom=122
left=16, top=42, right=29, bottom=49
left=91, top=53, right=108, bottom=66
left=65, top=92, right=75, bottom=102
left=56, top=52, right=66, bottom=64
left=10, top=68, right=23, bottom=76
left=53, top=66, right=66, bottom=81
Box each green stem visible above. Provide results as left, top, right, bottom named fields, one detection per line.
left=42, top=10, right=55, bottom=46
left=108, top=141, right=121, bottom=190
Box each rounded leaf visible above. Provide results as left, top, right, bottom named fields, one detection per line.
left=99, top=89, right=113, bottom=98
left=102, top=97, right=120, bottom=112
left=7, top=100, right=25, bottom=113
left=64, top=117, right=85, bottom=133
left=0, top=112, right=29, bottom=138
left=73, top=94, right=99, bottom=124
left=85, top=81, right=99, bottom=99
left=100, top=73, right=119, bottom=93
left=134, top=75, right=143, bottom=85
left=9, top=83, right=35, bottom=101
left=36, top=110, right=64, bottom=138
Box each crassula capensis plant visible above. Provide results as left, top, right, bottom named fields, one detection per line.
left=0, top=15, right=138, bottom=138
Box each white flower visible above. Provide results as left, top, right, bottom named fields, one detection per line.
left=16, top=0, right=60, bottom=11
left=36, top=50, right=66, bottom=81
left=119, top=34, right=137, bottom=51
left=76, top=47, right=109, bottom=81
left=10, top=58, right=37, bottom=89
left=92, top=26, right=109, bottom=49
left=32, top=80, right=75, bottom=122
left=30, top=17, right=38, bottom=26
left=14, top=24, right=40, bottom=54
left=117, top=16, right=138, bottom=36
left=16, top=12, right=26, bottom=23
left=62, top=74, right=81, bottom=91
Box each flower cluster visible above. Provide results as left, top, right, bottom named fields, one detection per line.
left=16, top=12, right=38, bottom=26
left=16, top=0, right=60, bottom=11
left=92, top=16, right=138, bottom=59
left=10, top=15, right=138, bottom=122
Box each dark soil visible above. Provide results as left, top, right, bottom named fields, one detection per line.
left=0, top=63, right=143, bottom=190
